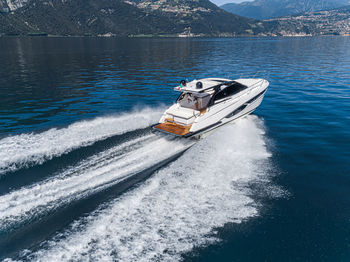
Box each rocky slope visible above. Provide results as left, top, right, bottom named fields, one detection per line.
left=1, top=0, right=349, bottom=37
left=0, top=0, right=178, bottom=36
left=0, top=0, right=29, bottom=12
left=221, top=0, right=350, bottom=20
left=263, top=5, right=350, bottom=36
left=0, top=0, right=263, bottom=36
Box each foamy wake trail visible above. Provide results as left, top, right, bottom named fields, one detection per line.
left=0, top=133, right=193, bottom=230
left=25, top=116, right=280, bottom=262
left=0, top=107, right=164, bottom=175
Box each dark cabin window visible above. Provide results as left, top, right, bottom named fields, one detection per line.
left=213, top=83, right=247, bottom=103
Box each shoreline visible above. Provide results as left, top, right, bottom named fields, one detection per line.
left=1, top=34, right=349, bottom=38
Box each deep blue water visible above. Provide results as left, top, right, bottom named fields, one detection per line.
left=0, top=37, right=349, bottom=261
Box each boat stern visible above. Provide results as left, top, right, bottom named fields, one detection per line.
left=153, top=105, right=199, bottom=137
left=153, top=121, right=192, bottom=137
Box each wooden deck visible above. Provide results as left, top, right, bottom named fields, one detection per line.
left=153, top=121, right=192, bottom=136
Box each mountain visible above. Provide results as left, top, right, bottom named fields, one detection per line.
left=0, top=0, right=263, bottom=36
left=221, top=0, right=350, bottom=20
left=0, top=0, right=29, bottom=12
left=0, top=0, right=178, bottom=36
left=263, top=5, right=350, bottom=36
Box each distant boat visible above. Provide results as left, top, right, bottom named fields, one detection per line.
left=178, top=27, right=198, bottom=37
left=178, top=33, right=195, bottom=38
left=153, top=78, right=269, bottom=138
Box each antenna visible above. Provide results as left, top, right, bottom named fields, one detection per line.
left=253, top=71, right=259, bottom=78
left=266, top=71, right=271, bottom=81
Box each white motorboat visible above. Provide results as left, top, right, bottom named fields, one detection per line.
left=153, top=78, right=269, bottom=138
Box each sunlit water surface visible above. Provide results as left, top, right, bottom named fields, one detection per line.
left=0, top=37, right=349, bottom=261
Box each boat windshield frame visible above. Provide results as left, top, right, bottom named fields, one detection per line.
left=178, top=80, right=236, bottom=93
left=175, top=80, right=248, bottom=110
left=208, top=81, right=248, bottom=106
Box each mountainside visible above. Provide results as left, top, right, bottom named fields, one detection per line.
left=1, top=0, right=349, bottom=37
left=263, top=5, right=350, bottom=36
left=0, top=0, right=29, bottom=12
left=0, top=0, right=177, bottom=36
left=123, top=0, right=263, bottom=35
left=0, top=0, right=263, bottom=36
left=221, top=0, right=350, bottom=20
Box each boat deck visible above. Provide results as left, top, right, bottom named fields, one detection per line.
left=153, top=121, right=192, bottom=136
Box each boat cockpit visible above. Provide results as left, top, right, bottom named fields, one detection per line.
left=177, top=92, right=211, bottom=111
left=176, top=80, right=248, bottom=111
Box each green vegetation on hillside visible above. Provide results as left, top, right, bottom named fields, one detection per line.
left=1, top=0, right=349, bottom=37
left=264, top=6, right=350, bottom=36
left=0, top=0, right=262, bottom=36
left=221, top=0, right=349, bottom=20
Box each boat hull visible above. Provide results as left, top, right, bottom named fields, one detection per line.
left=153, top=78, right=269, bottom=138
left=183, top=88, right=267, bottom=138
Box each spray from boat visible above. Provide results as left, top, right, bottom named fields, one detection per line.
left=1, top=81, right=275, bottom=260
left=16, top=115, right=283, bottom=262
left=0, top=107, right=164, bottom=175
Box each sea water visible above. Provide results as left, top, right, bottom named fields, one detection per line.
left=0, top=37, right=349, bottom=261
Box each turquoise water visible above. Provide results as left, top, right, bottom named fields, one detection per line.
left=0, top=37, right=349, bottom=261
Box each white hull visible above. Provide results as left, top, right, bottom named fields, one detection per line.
left=154, top=78, right=269, bottom=138
left=192, top=90, right=266, bottom=138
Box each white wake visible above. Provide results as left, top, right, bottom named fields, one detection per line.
left=23, top=116, right=281, bottom=262
left=0, top=107, right=164, bottom=175
left=0, top=133, right=193, bottom=230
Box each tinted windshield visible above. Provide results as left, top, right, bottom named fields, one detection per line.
left=212, top=82, right=248, bottom=104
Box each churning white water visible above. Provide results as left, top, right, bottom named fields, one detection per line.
left=0, top=107, right=164, bottom=175
left=0, top=133, right=193, bottom=230
left=21, top=115, right=280, bottom=262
